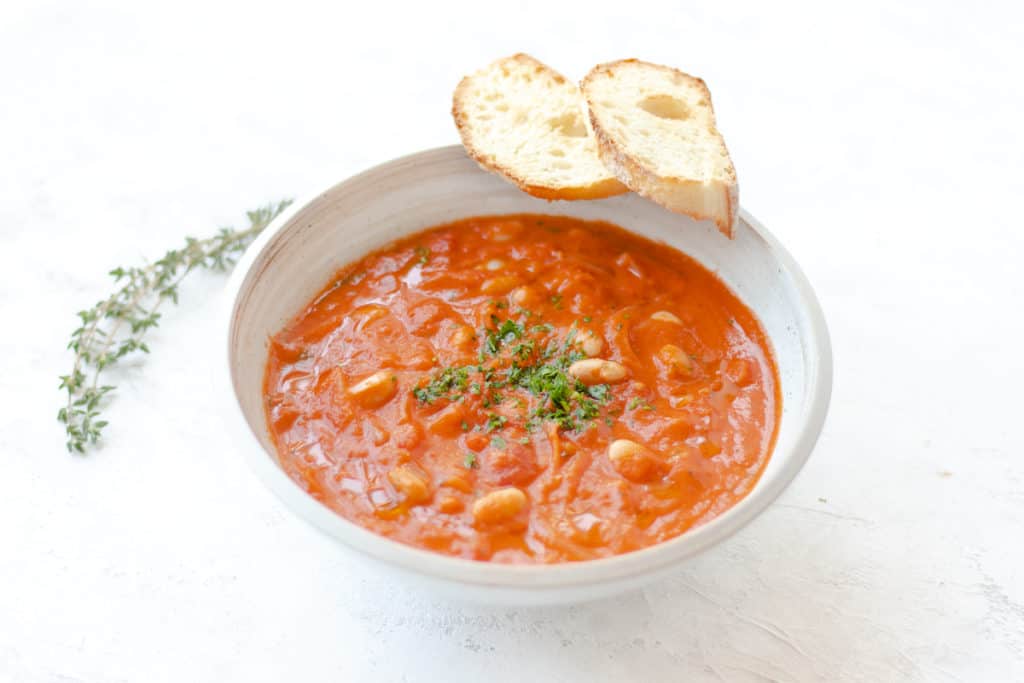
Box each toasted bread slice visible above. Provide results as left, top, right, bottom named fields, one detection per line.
left=581, top=59, right=738, bottom=236
left=453, top=54, right=627, bottom=200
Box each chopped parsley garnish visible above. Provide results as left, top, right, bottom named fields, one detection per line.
left=497, top=318, right=523, bottom=342
left=412, top=317, right=615, bottom=432
left=413, top=365, right=470, bottom=404
left=485, top=413, right=507, bottom=431
left=510, top=354, right=611, bottom=432
left=540, top=339, right=562, bottom=360
left=562, top=326, right=578, bottom=352
left=414, top=245, right=430, bottom=264
left=464, top=451, right=478, bottom=469
left=511, top=339, right=535, bottom=361
left=482, top=317, right=524, bottom=355
left=491, top=435, right=507, bottom=449
left=628, top=397, right=656, bottom=411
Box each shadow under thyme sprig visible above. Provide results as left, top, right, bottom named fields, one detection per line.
left=58, top=199, right=292, bottom=453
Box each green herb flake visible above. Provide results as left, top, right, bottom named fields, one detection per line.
left=415, top=245, right=431, bottom=264
left=512, top=339, right=536, bottom=361
left=498, top=318, right=523, bottom=342
left=464, top=451, right=478, bottom=469
left=628, top=397, right=656, bottom=411
left=486, top=413, right=507, bottom=432
left=563, top=327, right=578, bottom=352
left=413, top=365, right=471, bottom=404
left=587, top=384, right=611, bottom=402
left=490, top=435, right=507, bottom=449
left=482, top=317, right=525, bottom=356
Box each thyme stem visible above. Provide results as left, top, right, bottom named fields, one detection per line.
left=58, top=199, right=292, bottom=453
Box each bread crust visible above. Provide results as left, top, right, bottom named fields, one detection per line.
left=581, top=59, right=738, bottom=236
left=452, top=54, right=627, bottom=201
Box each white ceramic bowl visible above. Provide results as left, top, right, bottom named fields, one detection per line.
left=223, top=145, right=832, bottom=605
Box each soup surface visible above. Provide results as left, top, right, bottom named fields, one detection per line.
left=264, top=214, right=779, bottom=563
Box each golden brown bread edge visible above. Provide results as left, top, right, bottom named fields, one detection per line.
left=581, top=58, right=738, bottom=237
left=451, top=53, right=628, bottom=201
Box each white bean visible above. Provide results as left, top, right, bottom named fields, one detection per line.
left=388, top=465, right=430, bottom=504
left=577, top=330, right=605, bottom=357
left=472, top=488, right=527, bottom=524
left=348, top=370, right=398, bottom=407
left=650, top=310, right=683, bottom=324
left=658, top=344, right=695, bottom=377
left=608, top=439, right=662, bottom=483
left=568, top=358, right=628, bottom=385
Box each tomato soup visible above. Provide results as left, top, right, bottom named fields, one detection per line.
left=264, top=214, right=780, bottom=563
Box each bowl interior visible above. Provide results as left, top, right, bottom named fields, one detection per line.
left=225, top=146, right=830, bottom=599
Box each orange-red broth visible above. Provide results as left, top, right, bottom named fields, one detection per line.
left=264, top=214, right=780, bottom=563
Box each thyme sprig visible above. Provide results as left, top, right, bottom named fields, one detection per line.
left=58, top=199, right=293, bottom=453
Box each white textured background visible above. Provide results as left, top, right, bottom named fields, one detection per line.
left=2, top=1, right=1022, bottom=680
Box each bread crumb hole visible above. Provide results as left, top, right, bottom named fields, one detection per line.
left=548, top=113, right=587, bottom=137
left=638, top=95, right=690, bottom=120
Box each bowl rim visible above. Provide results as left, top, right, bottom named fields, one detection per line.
left=222, top=145, right=833, bottom=591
